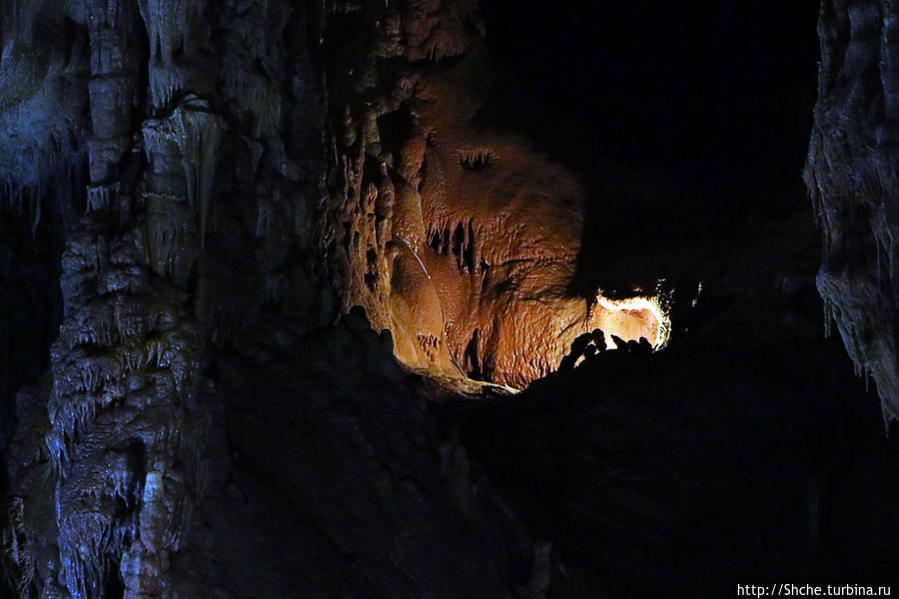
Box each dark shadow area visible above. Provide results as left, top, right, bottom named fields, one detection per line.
left=0, top=194, right=66, bottom=489
left=452, top=0, right=899, bottom=593
left=442, top=307, right=899, bottom=595
left=479, top=0, right=819, bottom=296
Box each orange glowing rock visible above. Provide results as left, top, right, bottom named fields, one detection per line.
left=319, top=0, right=670, bottom=388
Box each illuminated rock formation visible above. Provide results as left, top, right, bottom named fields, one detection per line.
left=315, top=0, right=669, bottom=388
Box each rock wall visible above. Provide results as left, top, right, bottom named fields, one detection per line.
left=2, top=0, right=327, bottom=597
left=806, top=0, right=899, bottom=424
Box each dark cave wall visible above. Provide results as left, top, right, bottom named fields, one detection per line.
left=806, top=0, right=899, bottom=423
left=2, top=0, right=330, bottom=596
left=0, top=0, right=87, bottom=454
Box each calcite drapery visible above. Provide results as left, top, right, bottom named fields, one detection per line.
left=806, top=0, right=899, bottom=424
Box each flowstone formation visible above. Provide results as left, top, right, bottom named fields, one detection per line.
left=46, top=219, right=210, bottom=599
left=806, top=0, right=899, bottom=424
left=314, top=0, right=669, bottom=389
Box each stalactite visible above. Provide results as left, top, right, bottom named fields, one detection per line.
left=805, top=0, right=899, bottom=420
left=137, top=0, right=204, bottom=65
left=172, top=99, right=223, bottom=249
left=86, top=183, right=118, bottom=213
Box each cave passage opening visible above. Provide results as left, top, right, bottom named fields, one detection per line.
left=592, top=294, right=671, bottom=351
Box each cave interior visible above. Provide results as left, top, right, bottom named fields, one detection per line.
left=2, top=0, right=899, bottom=598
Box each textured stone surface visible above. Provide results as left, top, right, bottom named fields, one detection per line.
left=806, top=0, right=899, bottom=424
left=314, top=0, right=668, bottom=389
left=1, top=1, right=329, bottom=596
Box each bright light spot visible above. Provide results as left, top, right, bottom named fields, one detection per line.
left=593, top=293, right=671, bottom=351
